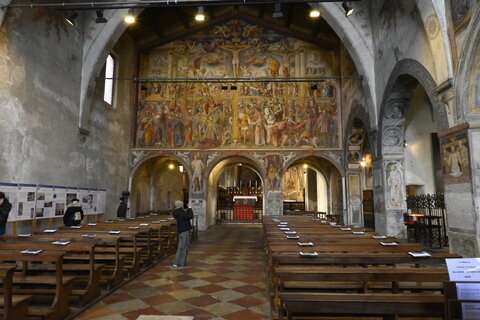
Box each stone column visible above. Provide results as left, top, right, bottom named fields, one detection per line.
left=264, top=190, right=283, bottom=216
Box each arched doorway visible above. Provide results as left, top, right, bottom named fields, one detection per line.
left=130, top=157, right=189, bottom=216
left=283, top=156, right=343, bottom=222
left=206, top=156, right=264, bottom=226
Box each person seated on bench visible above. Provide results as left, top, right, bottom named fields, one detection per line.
left=117, top=197, right=127, bottom=219
left=0, top=192, right=12, bottom=235
left=63, top=198, right=84, bottom=226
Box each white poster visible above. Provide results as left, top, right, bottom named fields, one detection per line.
left=54, top=187, right=67, bottom=217
left=97, top=190, right=106, bottom=214
left=17, top=184, right=36, bottom=220
left=86, top=190, right=98, bottom=215
left=446, top=258, right=480, bottom=281
left=0, top=183, right=18, bottom=222
left=78, top=188, right=90, bottom=214
left=66, top=188, right=78, bottom=205
left=462, top=302, right=480, bottom=320
left=36, top=186, right=55, bottom=218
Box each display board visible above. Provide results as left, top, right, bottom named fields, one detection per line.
left=0, top=183, right=107, bottom=222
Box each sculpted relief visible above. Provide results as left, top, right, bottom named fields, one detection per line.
left=385, top=160, right=405, bottom=210
left=135, top=19, right=341, bottom=151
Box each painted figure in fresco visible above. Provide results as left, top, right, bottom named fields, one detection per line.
left=219, top=43, right=252, bottom=78
left=264, top=107, right=277, bottom=146
left=191, top=153, right=204, bottom=192
left=238, top=106, right=251, bottom=143
left=183, top=109, right=193, bottom=147
left=387, top=163, right=404, bottom=208
left=251, top=107, right=266, bottom=146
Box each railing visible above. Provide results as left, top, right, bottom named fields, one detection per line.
left=215, top=200, right=263, bottom=223
left=405, top=193, right=448, bottom=248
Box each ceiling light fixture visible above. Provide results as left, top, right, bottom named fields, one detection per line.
left=95, top=9, right=107, bottom=23
left=272, top=3, right=283, bottom=18
left=342, top=1, right=354, bottom=17
left=195, top=6, right=205, bottom=22
left=124, top=8, right=136, bottom=24
left=309, top=9, right=320, bottom=18
left=65, top=12, right=78, bottom=26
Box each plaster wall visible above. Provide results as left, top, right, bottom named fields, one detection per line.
left=404, top=88, right=437, bottom=194
left=0, top=9, right=132, bottom=232
left=370, top=0, right=436, bottom=111
left=152, top=165, right=186, bottom=211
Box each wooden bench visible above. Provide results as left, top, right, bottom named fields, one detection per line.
left=0, top=264, right=31, bottom=320
left=0, top=241, right=101, bottom=307
left=0, top=250, right=74, bottom=320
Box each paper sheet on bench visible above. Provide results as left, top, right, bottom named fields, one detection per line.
left=408, top=251, right=431, bottom=257
left=44, top=229, right=57, bottom=233
left=380, top=242, right=398, bottom=246
left=352, top=231, right=364, bottom=235
left=18, top=234, right=31, bottom=237
left=285, top=231, right=296, bottom=234
left=83, top=234, right=97, bottom=237
left=287, top=235, right=300, bottom=239
left=70, top=226, right=82, bottom=229
left=299, top=252, right=318, bottom=257
left=340, top=228, right=351, bottom=231
left=298, top=242, right=314, bottom=246
left=129, top=226, right=139, bottom=230
left=456, top=283, right=480, bottom=300
left=52, top=241, right=70, bottom=246
left=88, top=223, right=97, bottom=226
left=109, top=230, right=121, bottom=234
left=21, top=249, right=42, bottom=255
left=372, top=235, right=387, bottom=239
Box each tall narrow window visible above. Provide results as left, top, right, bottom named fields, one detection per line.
left=103, top=54, right=115, bottom=105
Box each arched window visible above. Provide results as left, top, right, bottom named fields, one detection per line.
left=103, top=54, right=116, bottom=106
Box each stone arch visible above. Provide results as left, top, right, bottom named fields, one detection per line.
left=204, top=153, right=266, bottom=180
left=283, top=153, right=344, bottom=178
left=378, top=59, right=449, bottom=155
left=456, top=4, right=480, bottom=121
left=129, top=153, right=192, bottom=183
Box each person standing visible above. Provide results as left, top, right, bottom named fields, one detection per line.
left=172, top=200, right=193, bottom=267
left=63, top=198, right=84, bottom=226
left=0, top=192, right=12, bottom=235
left=116, top=197, right=127, bottom=219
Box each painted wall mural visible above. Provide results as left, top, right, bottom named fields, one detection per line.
left=440, top=132, right=470, bottom=184
left=136, top=19, right=340, bottom=150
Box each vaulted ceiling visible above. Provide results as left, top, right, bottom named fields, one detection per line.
left=125, top=3, right=340, bottom=51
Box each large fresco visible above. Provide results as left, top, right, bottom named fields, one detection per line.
left=136, top=19, right=340, bottom=150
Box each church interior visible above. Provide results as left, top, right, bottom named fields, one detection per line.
left=1, top=0, right=480, bottom=319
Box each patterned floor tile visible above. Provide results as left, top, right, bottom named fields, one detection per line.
left=78, top=224, right=271, bottom=320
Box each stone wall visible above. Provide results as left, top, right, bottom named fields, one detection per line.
left=0, top=10, right=133, bottom=231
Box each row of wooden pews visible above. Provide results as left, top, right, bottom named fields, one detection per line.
left=0, top=214, right=178, bottom=320
left=263, top=215, right=462, bottom=320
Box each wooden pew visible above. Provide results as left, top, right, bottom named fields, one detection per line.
left=6, top=234, right=125, bottom=289
left=0, top=250, right=74, bottom=320
left=0, top=264, right=31, bottom=320
left=0, top=241, right=101, bottom=307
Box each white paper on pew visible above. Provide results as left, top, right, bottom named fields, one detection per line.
left=21, top=250, right=42, bottom=255
left=70, top=226, right=82, bottom=229
left=129, top=226, right=140, bottom=230
left=88, top=223, right=97, bottom=226
left=127, top=218, right=135, bottom=220
left=279, top=228, right=290, bottom=231
left=52, top=241, right=70, bottom=246
left=168, top=218, right=174, bottom=220
left=108, top=230, right=121, bottom=234
left=446, top=258, right=480, bottom=281
left=285, top=231, right=297, bottom=234
left=299, top=252, right=318, bottom=257
left=105, top=220, right=114, bottom=223
left=408, top=251, right=431, bottom=257
left=320, top=220, right=327, bottom=223
left=297, top=242, right=314, bottom=246
left=158, top=219, right=167, bottom=222
left=461, top=302, right=480, bottom=320
left=287, top=235, right=300, bottom=239
left=151, top=213, right=158, bottom=216
left=44, top=229, right=57, bottom=233
left=18, top=234, right=31, bottom=237
left=83, top=234, right=97, bottom=238
left=140, top=223, right=149, bottom=226
left=279, top=222, right=288, bottom=225
left=380, top=242, right=398, bottom=246
left=340, top=228, right=351, bottom=231
left=372, top=235, right=387, bottom=239
left=332, top=225, right=341, bottom=228
left=329, top=223, right=337, bottom=226
left=352, top=231, right=364, bottom=235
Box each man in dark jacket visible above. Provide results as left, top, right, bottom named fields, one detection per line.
left=117, top=197, right=127, bottom=219
left=63, top=198, right=84, bottom=226
left=172, top=200, right=193, bottom=267
left=0, top=192, right=12, bottom=235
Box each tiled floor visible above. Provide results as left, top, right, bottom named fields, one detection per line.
left=78, top=224, right=271, bottom=320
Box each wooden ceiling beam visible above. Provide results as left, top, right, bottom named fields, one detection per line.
left=175, top=7, right=190, bottom=30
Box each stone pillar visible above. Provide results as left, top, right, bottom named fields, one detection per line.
left=439, top=122, right=479, bottom=256
left=346, top=169, right=362, bottom=227
left=264, top=190, right=283, bottom=216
